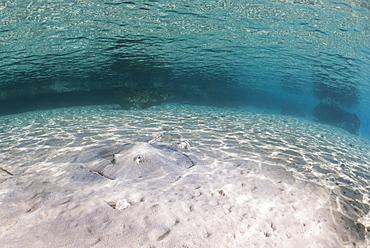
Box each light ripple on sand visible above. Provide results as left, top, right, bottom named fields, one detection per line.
left=0, top=104, right=369, bottom=248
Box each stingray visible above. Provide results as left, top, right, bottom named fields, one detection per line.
left=73, top=142, right=198, bottom=181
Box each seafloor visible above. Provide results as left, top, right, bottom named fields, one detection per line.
left=0, top=104, right=369, bottom=248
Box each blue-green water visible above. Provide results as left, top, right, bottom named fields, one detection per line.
left=0, top=0, right=369, bottom=119
left=0, top=2, right=370, bottom=246
left=1, top=0, right=370, bottom=137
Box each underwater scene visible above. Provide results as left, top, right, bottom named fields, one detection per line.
left=0, top=0, right=369, bottom=247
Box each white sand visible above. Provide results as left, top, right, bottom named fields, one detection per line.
left=0, top=104, right=369, bottom=248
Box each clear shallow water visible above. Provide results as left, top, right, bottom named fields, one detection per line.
left=1, top=0, right=369, bottom=135
left=0, top=1, right=370, bottom=245
left=0, top=104, right=369, bottom=247
left=2, top=0, right=369, bottom=85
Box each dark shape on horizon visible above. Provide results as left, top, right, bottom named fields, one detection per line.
left=114, top=87, right=173, bottom=109
left=111, top=57, right=174, bottom=88
left=110, top=57, right=177, bottom=109
left=312, top=54, right=360, bottom=107
left=313, top=80, right=359, bottom=107
left=281, top=104, right=305, bottom=118
left=174, top=73, right=240, bottom=108
left=312, top=101, right=360, bottom=135
left=0, top=90, right=115, bottom=116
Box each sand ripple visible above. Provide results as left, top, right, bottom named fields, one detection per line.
left=0, top=104, right=369, bottom=247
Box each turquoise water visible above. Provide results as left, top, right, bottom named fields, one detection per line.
left=1, top=1, right=370, bottom=246
left=1, top=0, right=369, bottom=137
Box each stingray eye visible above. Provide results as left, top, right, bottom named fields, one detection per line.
left=111, top=154, right=116, bottom=164
left=134, top=155, right=144, bottom=164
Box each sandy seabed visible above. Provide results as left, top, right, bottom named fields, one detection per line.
left=0, top=104, right=369, bottom=248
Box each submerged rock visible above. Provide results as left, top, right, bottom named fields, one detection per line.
left=312, top=101, right=360, bottom=134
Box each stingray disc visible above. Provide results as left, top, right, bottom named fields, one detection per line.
left=77, top=142, right=195, bottom=180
